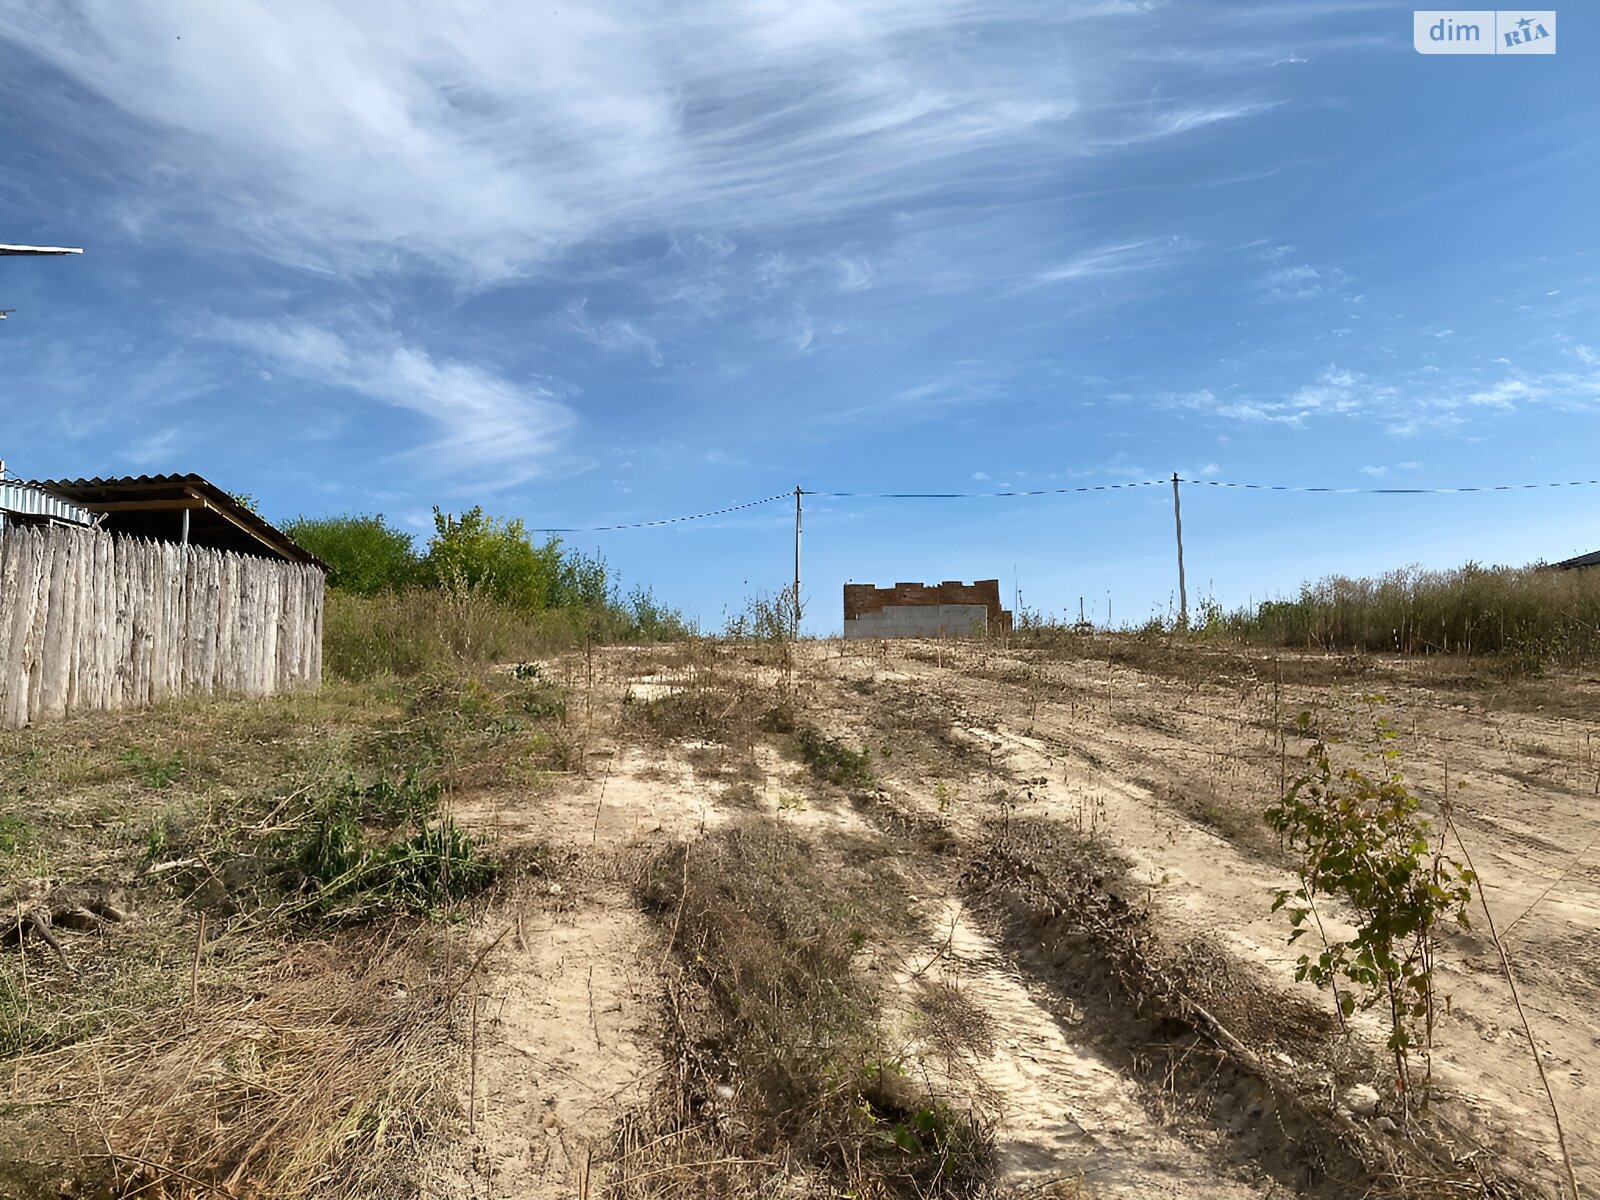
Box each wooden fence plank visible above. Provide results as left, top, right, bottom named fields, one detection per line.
left=0, top=526, right=322, bottom=727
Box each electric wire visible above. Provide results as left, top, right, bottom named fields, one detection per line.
left=517, top=476, right=1600, bottom=532
left=1179, top=478, right=1600, bottom=494
left=801, top=480, right=1168, bottom=498
left=525, top=491, right=791, bottom=533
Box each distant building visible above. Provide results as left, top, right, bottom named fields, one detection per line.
left=843, top=579, right=1012, bottom=639
left=1553, top=550, right=1600, bottom=570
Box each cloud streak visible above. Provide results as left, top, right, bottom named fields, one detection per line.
left=0, top=1, right=1289, bottom=287
left=204, top=318, right=575, bottom=485
left=1178, top=359, right=1600, bottom=433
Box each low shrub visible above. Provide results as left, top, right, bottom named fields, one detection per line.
left=797, top=725, right=874, bottom=788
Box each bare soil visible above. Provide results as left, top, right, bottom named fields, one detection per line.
left=440, top=637, right=1599, bottom=1198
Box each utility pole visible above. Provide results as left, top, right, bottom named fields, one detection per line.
left=793, top=486, right=803, bottom=638
left=1171, top=472, right=1188, bottom=628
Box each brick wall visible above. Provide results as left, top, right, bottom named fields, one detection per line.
left=843, top=579, right=1012, bottom=632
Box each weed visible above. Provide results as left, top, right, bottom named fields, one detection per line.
left=797, top=725, right=873, bottom=788
left=722, top=780, right=761, bottom=808
left=1225, top=561, right=1600, bottom=667
left=522, top=688, right=567, bottom=720
left=0, top=812, right=30, bottom=857
left=285, top=772, right=497, bottom=920
left=342, top=769, right=444, bottom=826
left=759, top=702, right=797, bottom=734
left=120, top=745, right=185, bottom=789
left=294, top=817, right=498, bottom=921
left=722, top=589, right=797, bottom=642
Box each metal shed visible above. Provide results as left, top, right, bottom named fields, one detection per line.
left=38, top=474, right=324, bottom=567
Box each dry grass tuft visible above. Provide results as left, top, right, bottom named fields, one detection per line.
left=7, top=923, right=463, bottom=1198
left=0, top=668, right=571, bottom=1198
left=626, top=823, right=995, bottom=1199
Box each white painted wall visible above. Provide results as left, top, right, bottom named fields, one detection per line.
left=842, top=603, right=989, bottom=639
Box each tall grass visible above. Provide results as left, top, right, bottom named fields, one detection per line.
left=1222, top=563, right=1600, bottom=666
left=323, top=585, right=692, bottom=681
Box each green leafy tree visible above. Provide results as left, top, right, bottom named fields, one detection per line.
left=422, top=507, right=569, bottom=611
left=554, top=546, right=611, bottom=610
left=281, top=514, right=419, bottom=595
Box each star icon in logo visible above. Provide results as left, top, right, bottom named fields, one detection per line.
left=1517, top=16, right=1534, bottom=30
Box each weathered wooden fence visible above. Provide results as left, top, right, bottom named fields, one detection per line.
left=0, top=524, right=323, bottom=728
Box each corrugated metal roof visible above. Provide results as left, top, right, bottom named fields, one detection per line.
left=1554, top=549, right=1600, bottom=570
left=39, top=474, right=326, bottom=569
left=0, top=478, right=97, bottom=526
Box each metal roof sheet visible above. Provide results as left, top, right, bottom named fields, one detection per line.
left=0, top=478, right=97, bottom=526
left=38, top=474, right=326, bottom=569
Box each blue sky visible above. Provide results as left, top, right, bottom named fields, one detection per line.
left=2, top=1, right=1596, bottom=631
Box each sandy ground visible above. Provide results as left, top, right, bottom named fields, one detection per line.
left=443, top=739, right=726, bottom=1199
left=828, top=638, right=1598, bottom=1194
left=894, top=897, right=1271, bottom=1199
left=442, top=639, right=1598, bottom=1198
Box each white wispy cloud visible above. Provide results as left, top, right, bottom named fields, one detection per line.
left=1257, top=263, right=1342, bottom=301
left=203, top=317, right=575, bottom=485
left=562, top=300, right=664, bottom=366
left=0, top=0, right=1366, bottom=481
left=121, top=428, right=183, bottom=469
left=0, top=1, right=1290, bottom=287
left=1178, top=358, right=1600, bottom=434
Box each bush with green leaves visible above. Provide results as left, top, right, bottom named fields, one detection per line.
left=421, top=506, right=565, bottom=610
left=281, top=513, right=420, bottom=595
left=1265, top=702, right=1475, bottom=1098
left=281, top=503, right=691, bottom=679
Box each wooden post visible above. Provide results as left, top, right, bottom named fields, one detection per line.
left=1171, top=472, right=1188, bottom=629
left=793, top=485, right=803, bottom=638
left=180, top=508, right=189, bottom=548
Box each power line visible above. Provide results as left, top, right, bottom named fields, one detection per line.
left=520, top=474, right=1600, bottom=532
left=526, top=491, right=791, bottom=533
left=802, top=480, right=1168, bottom=498
left=1180, top=477, right=1600, bottom=494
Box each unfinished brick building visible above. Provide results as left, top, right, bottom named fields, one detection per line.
left=842, top=579, right=1012, bottom=639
